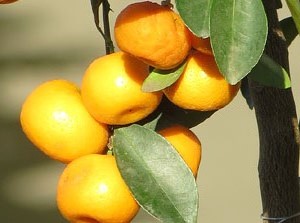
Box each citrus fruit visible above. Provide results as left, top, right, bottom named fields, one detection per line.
left=190, top=33, right=213, bottom=56
left=0, top=0, right=18, bottom=4
left=20, top=79, right=109, bottom=163
left=57, top=154, right=139, bottom=223
left=114, top=1, right=191, bottom=70
left=159, top=124, right=202, bottom=177
left=163, top=51, right=240, bottom=111
left=81, top=51, right=163, bottom=125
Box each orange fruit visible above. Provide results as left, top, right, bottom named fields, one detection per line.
left=57, top=154, right=139, bottom=223
left=163, top=51, right=240, bottom=111
left=20, top=79, right=109, bottom=163
left=114, top=1, right=191, bottom=70
left=190, top=33, right=213, bottom=56
left=81, top=51, right=163, bottom=125
left=0, top=0, right=18, bottom=4
left=159, top=124, right=202, bottom=177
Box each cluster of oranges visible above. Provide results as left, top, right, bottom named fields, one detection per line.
left=20, top=1, right=240, bottom=222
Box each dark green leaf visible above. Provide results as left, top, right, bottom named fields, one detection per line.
left=158, top=97, right=216, bottom=129
left=175, top=0, right=211, bottom=37
left=113, top=125, right=198, bottom=223
left=240, top=78, right=254, bottom=109
left=142, top=62, right=186, bottom=92
left=210, top=0, right=268, bottom=84
left=248, top=54, right=291, bottom=89
left=280, top=17, right=299, bottom=46
left=137, top=97, right=215, bottom=130
left=286, top=0, right=300, bottom=35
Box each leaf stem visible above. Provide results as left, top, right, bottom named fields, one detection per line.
left=90, top=0, right=114, bottom=55
left=102, top=0, right=114, bottom=54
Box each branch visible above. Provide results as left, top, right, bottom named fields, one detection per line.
left=248, top=0, right=300, bottom=222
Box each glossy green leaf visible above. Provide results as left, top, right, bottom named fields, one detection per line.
left=248, top=54, right=291, bottom=89
left=113, top=125, right=198, bottom=223
left=286, top=0, right=300, bottom=35
left=210, top=0, right=268, bottom=84
left=175, top=0, right=211, bottom=37
left=280, top=17, right=298, bottom=46
left=142, top=62, right=186, bottom=92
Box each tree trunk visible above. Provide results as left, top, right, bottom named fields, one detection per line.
left=248, top=0, right=300, bottom=222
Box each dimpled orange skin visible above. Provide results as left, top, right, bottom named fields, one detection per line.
left=163, top=51, right=240, bottom=111
left=57, top=154, right=140, bottom=223
left=81, top=51, right=163, bottom=125
left=159, top=125, right=202, bottom=177
left=0, top=0, right=18, bottom=4
left=20, top=80, right=109, bottom=163
left=114, top=1, right=191, bottom=70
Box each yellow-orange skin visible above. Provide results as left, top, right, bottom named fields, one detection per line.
left=81, top=52, right=163, bottom=125
left=57, top=154, right=139, bottom=223
left=190, top=33, right=213, bottom=56
left=159, top=125, right=202, bottom=177
left=114, top=1, right=191, bottom=70
left=163, top=51, right=240, bottom=111
left=0, top=0, right=18, bottom=4
left=20, top=80, right=109, bottom=163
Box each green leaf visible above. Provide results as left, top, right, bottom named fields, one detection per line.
left=158, top=97, right=216, bottom=129
left=113, top=125, right=198, bottom=223
left=175, top=0, right=211, bottom=37
left=210, top=0, right=268, bottom=84
left=280, top=17, right=298, bottom=46
left=137, top=97, right=215, bottom=130
left=142, top=112, right=162, bottom=130
left=286, top=0, right=300, bottom=35
left=142, top=62, right=186, bottom=92
left=248, top=54, right=291, bottom=89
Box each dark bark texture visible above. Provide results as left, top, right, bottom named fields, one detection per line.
left=249, top=0, right=300, bottom=222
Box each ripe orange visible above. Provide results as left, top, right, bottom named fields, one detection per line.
left=163, top=51, right=240, bottom=111
left=159, top=124, right=202, bottom=177
left=20, top=80, right=109, bottom=163
left=81, top=51, right=163, bottom=125
left=0, top=0, right=18, bottom=4
left=114, top=1, right=191, bottom=70
left=190, top=33, right=213, bottom=56
left=57, top=154, right=139, bottom=223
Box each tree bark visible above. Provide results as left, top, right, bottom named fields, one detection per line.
left=248, top=0, right=300, bottom=222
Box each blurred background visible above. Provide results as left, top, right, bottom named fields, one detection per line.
left=0, top=0, right=299, bottom=222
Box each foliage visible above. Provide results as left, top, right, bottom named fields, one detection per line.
left=113, top=125, right=198, bottom=223
left=90, top=0, right=300, bottom=222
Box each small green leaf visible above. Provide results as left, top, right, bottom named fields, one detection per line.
left=113, top=125, right=198, bottom=223
left=142, top=62, right=186, bottom=92
left=210, top=0, right=268, bottom=84
left=286, top=0, right=300, bottom=35
left=175, top=0, right=211, bottom=37
left=280, top=17, right=298, bottom=46
left=248, top=54, right=291, bottom=89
